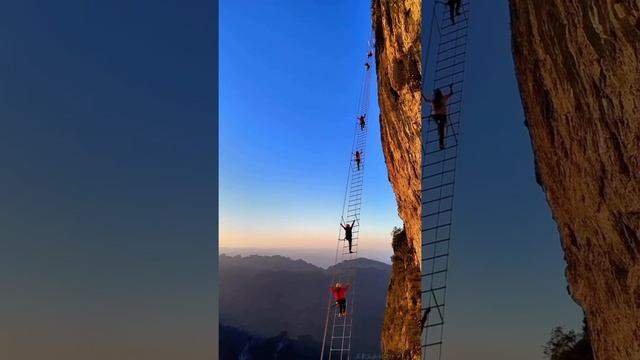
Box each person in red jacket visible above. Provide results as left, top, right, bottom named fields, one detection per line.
left=358, top=114, right=366, bottom=130
left=330, top=282, right=351, bottom=317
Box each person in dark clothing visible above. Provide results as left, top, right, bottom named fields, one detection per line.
left=358, top=114, right=366, bottom=130
left=421, top=307, right=431, bottom=333
left=367, top=50, right=373, bottom=58
left=365, top=62, right=370, bottom=71
left=329, top=282, right=351, bottom=317
left=354, top=151, right=361, bottom=170
left=448, top=0, right=462, bottom=25
left=425, top=84, right=453, bottom=150
left=341, top=220, right=356, bottom=253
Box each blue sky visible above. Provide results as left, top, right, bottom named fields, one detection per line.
left=219, top=0, right=401, bottom=260
left=0, top=1, right=216, bottom=359
left=220, top=1, right=583, bottom=359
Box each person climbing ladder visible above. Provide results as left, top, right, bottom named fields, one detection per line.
left=358, top=114, right=366, bottom=130
left=447, top=0, right=462, bottom=25
left=425, top=84, right=453, bottom=150
left=329, top=282, right=351, bottom=317
left=341, top=220, right=356, bottom=253
left=354, top=150, right=362, bottom=170
left=320, top=35, right=375, bottom=360
left=421, top=307, right=431, bottom=332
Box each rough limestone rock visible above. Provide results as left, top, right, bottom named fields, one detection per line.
left=510, top=1, right=640, bottom=359
left=372, top=0, right=422, bottom=358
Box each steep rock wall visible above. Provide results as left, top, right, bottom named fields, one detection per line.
left=510, top=1, right=640, bottom=359
left=372, top=0, right=422, bottom=358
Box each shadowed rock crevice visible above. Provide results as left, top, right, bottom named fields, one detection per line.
left=382, top=228, right=421, bottom=359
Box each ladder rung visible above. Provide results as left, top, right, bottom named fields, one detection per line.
left=435, top=70, right=465, bottom=83
left=438, top=42, right=467, bottom=55
left=422, top=208, right=452, bottom=218
left=423, top=238, right=449, bottom=246
left=445, top=100, right=463, bottom=108
left=436, top=60, right=466, bottom=73
left=439, top=23, right=469, bottom=38
left=425, top=133, right=457, bottom=146
left=421, top=285, right=447, bottom=293
left=423, top=253, right=449, bottom=262
left=423, top=169, right=455, bottom=180
left=440, top=11, right=471, bottom=29
left=423, top=181, right=455, bottom=192
left=423, top=341, right=443, bottom=348
left=423, top=223, right=451, bottom=232
left=439, top=25, right=469, bottom=38
left=426, top=121, right=459, bottom=134
left=423, top=195, right=453, bottom=205
left=424, top=321, right=444, bottom=328
left=421, top=110, right=462, bottom=122
left=423, top=82, right=464, bottom=98
left=424, top=156, right=457, bottom=167
left=422, top=269, right=447, bottom=277
left=436, top=52, right=466, bottom=65
left=440, top=27, right=468, bottom=42
left=425, top=144, right=457, bottom=155
left=422, top=303, right=445, bottom=310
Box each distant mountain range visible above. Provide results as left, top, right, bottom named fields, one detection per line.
left=219, top=254, right=391, bottom=359
left=220, top=324, right=320, bottom=360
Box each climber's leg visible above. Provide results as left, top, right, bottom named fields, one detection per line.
left=438, top=119, right=446, bottom=149
left=449, top=4, right=455, bottom=24
left=338, top=299, right=346, bottom=315
left=433, top=114, right=447, bottom=149
left=421, top=307, right=431, bottom=331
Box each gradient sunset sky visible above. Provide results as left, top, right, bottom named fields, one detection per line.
left=219, top=0, right=401, bottom=262
left=220, top=1, right=584, bottom=359
left=0, top=1, right=216, bottom=359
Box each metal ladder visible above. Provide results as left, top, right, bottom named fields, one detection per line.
left=421, top=1, right=470, bottom=360
left=320, top=37, right=375, bottom=360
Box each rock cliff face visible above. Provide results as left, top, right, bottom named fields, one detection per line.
left=510, top=1, right=640, bottom=359
left=372, top=0, right=422, bottom=358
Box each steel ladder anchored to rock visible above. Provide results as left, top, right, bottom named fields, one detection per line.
left=421, top=1, right=470, bottom=360
left=320, top=35, right=375, bottom=360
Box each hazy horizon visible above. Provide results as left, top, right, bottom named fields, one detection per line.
left=219, top=246, right=393, bottom=269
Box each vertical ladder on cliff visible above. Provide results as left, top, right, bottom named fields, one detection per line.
left=421, top=2, right=470, bottom=360
left=320, top=36, right=375, bottom=360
